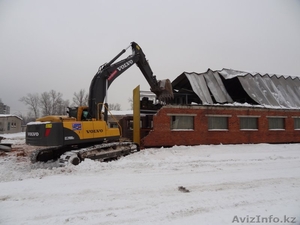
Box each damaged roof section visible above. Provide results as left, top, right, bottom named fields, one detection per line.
left=172, top=68, right=300, bottom=108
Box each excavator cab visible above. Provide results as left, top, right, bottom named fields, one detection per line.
left=67, top=106, right=91, bottom=121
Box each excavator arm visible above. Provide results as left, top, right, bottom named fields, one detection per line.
left=88, top=42, right=173, bottom=119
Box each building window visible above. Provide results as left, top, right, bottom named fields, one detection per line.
left=207, top=116, right=228, bottom=130
left=268, top=117, right=285, bottom=130
left=11, top=122, right=16, bottom=128
left=127, top=120, right=142, bottom=130
left=170, top=115, right=194, bottom=130
left=109, top=122, right=118, bottom=128
left=294, top=118, right=300, bottom=130
left=239, top=117, right=258, bottom=130
left=127, top=120, right=133, bottom=130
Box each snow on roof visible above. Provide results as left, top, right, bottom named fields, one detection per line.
left=27, top=121, right=50, bottom=125
left=109, top=110, right=133, bottom=116
left=140, top=91, right=156, bottom=97
left=109, top=110, right=148, bottom=117
left=0, top=114, right=23, bottom=120
left=218, top=68, right=300, bottom=80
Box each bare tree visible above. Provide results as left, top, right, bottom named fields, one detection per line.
left=128, top=97, right=133, bottom=110
left=39, top=90, right=64, bottom=116
left=49, top=90, right=63, bottom=114
left=26, top=111, right=37, bottom=123
left=19, top=93, right=40, bottom=119
left=108, top=103, right=121, bottom=111
left=20, top=90, right=71, bottom=118
left=39, top=91, right=51, bottom=116
left=56, top=99, right=70, bottom=115
left=14, top=111, right=34, bottom=125
left=73, top=89, right=88, bottom=106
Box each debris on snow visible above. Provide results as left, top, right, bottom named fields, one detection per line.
left=178, top=186, right=190, bottom=193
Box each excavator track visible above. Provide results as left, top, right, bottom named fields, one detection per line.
left=31, top=146, right=67, bottom=163
left=31, top=142, right=139, bottom=166
left=59, top=142, right=139, bottom=166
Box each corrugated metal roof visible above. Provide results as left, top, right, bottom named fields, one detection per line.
left=173, top=68, right=300, bottom=108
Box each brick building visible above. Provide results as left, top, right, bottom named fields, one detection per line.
left=141, top=105, right=300, bottom=147
left=140, top=68, right=300, bottom=147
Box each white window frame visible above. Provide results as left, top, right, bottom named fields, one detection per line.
left=292, top=116, right=300, bottom=130
left=205, top=114, right=231, bottom=131
left=167, top=114, right=196, bottom=131
left=267, top=116, right=286, bottom=130
left=238, top=115, right=260, bottom=131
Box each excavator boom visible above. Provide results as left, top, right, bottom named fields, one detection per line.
left=88, top=42, right=173, bottom=118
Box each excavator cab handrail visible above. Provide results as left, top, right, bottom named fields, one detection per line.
left=96, top=102, right=123, bottom=137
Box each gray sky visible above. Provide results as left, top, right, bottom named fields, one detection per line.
left=1, top=0, right=300, bottom=115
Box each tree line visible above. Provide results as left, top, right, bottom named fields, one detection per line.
left=19, top=89, right=122, bottom=123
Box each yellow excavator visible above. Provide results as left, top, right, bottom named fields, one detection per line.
left=26, top=42, right=173, bottom=166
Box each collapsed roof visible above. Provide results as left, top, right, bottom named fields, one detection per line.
left=172, top=68, right=300, bottom=108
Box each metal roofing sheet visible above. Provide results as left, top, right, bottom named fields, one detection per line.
left=204, top=70, right=233, bottom=103
left=212, top=71, right=233, bottom=103
left=183, top=71, right=233, bottom=104
left=178, top=68, right=300, bottom=109
left=235, top=73, right=300, bottom=108
left=237, top=75, right=277, bottom=107
left=185, top=72, right=213, bottom=104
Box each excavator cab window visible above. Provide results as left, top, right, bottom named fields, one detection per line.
left=81, top=110, right=91, bottom=121
left=82, top=110, right=88, bottom=120
left=67, top=107, right=78, bottom=118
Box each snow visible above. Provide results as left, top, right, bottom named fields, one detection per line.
left=109, top=110, right=133, bottom=116
left=0, top=133, right=300, bottom=225
left=219, top=68, right=300, bottom=80
left=0, top=114, right=22, bottom=120
left=27, top=121, right=51, bottom=125
left=0, top=132, right=26, bottom=145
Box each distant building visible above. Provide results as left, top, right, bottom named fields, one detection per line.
left=0, top=115, right=22, bottom=134
left=0, top=102, right=10, bottom=114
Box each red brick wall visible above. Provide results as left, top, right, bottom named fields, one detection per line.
left=141, top=105, right=300, bottom=148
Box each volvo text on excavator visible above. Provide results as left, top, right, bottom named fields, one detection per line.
left=26, top=42, right=173, bottom=166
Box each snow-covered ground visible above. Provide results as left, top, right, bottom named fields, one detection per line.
left=0, top=133, right=300, bottom=225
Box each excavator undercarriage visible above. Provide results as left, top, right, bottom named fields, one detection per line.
left=31, top=141, right=139, bottom=166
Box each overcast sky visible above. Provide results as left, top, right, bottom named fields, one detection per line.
left=1, top=0, right=300, bottom=115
